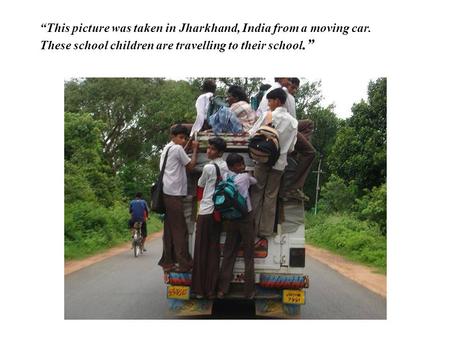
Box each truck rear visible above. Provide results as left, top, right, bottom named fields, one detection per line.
left=164, top=132, right=309, bottom=318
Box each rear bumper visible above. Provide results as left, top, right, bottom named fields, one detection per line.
left=165, top=272, right=308, bottom=318
left=165, top=272, right=309, bottom=296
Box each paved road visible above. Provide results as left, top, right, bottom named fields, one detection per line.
left=65, top=238, right=386, bottom=319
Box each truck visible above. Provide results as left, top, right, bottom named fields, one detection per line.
left=164, top=131, right=309, bottom=318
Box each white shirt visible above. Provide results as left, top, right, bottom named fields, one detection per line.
left=225, top=171, right=257, bottom=212
left=197, top=157, right=228, bottom=215
left=160, top=141, right=191, bottom=196
left=249, top=106, right=298, bottom=171
left=190, top=92, right=214, bottom=136
left=286, top=92, right=296, bottom=119
left=256, top=82, right=295, bottom=117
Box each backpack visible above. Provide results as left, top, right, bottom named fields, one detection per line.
left=207, top=96, right=229, bottom=120
left=248, top=125, right=280, bottom=167
left=212, top=164, right=248, bottom=220
left=250, top=86, right=271, bottom=111
left=208, top=106, right=243, bottom=134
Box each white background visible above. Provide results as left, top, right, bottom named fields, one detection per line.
left=1, top=0, right=449, bottom=336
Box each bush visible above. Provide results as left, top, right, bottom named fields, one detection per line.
left=306, top=212, right=386, bottom=272
left=354, top=183, right=386, bottom=235
left=318, top=175, right=358, bottom=213
left=65, top=201, right=131, bottom=259
left=65, top=201, right=163, bottom=259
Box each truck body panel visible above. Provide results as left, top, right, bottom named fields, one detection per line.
left=165, top=132, right=309, bottom=318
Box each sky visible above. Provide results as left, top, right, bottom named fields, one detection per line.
left=316, top=76, right=375, bottom=119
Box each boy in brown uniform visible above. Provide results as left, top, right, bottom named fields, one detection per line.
left=217, top=154, right=257, bottom=299
left=191, top=137, right=228, bottom=299
left=157, top=125, right=199, bottom=272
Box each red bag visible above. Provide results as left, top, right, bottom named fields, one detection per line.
left=197, top=186, right=221, bottom=222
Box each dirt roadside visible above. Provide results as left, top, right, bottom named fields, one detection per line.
left=64, top=231, right=163, bottom=275
left=64, top=232, right=386, bottom=298
left=305, top=244, right=386, bottom=298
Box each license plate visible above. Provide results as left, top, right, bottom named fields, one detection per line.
left=167, top=285, right=190, bottom=300
left=282, top=289, right=305, bottom=304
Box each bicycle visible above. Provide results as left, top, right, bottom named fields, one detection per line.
left=131, top=221, right=143, bottom=257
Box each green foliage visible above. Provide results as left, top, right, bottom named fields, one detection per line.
left=117, top=156, right=160, bottom=201
left=65, top=201, right=163, bottom=259
left=64, top=161, right=97, bottom=204
left=302, top=106, right=341, bottom=208
left=65, top=78, right=158, bottom=171
left=64, top=110, right=104, bottom=164
left=139, top=79, right=199, bottom=153
left=306, top=212, right=386, bottom=272
left=327, top=78, right=386, bottom=193
left=296, top=79, right=324, bottom=118
left=355, top=184, right=387, bottom=235
left=317, top=175, right=358, bottom=213
left=64, top=112, right=122, bottom=206
left=64, top=201, right=128, bottom=258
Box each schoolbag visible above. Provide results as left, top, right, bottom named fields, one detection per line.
left=212, top=164, right=248, bottom=220
left=207, top=96, right=229, bottom=120
left=248, top=125, right=280, bottom=167
left=250, top=91, right=265, bottom=111
left=208, top=106, right=243, bottom=134
left=250, top=85, right=271, bottom=111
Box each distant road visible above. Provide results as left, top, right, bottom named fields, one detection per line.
left=65, top=238, right=386, bottom=319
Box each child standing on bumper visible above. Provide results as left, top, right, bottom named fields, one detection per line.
left=217, top=154, right=257, bottom=299
left=157, top=125, right=199, bottom=272
left=191, top=137, right=228, bottom=299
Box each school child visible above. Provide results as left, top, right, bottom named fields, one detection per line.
left=256, top=78, right=295, bottom=117
left=284, top=77, right=316, bottom=194
left=190, top=79, right=217, bottom=137
left=249, top=88, right=298, bottom=237
left=191, top=137, right=228, bottom=299
left=217, top=153, right=257, bottom=299
left=157, top=124, right=199, bottom=272
left=227, top=85, right=256, bottom=132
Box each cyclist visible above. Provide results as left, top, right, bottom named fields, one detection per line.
left=129, top=192, right=150, bottom=252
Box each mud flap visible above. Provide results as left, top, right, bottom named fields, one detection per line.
left=255, top=299, right=301, bottom=318
left=167, top=299, right=213, bottom=316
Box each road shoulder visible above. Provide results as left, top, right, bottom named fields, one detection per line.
left=306, top=244, right=386, bottom=298
left=64, top=231, right=163, bottom=275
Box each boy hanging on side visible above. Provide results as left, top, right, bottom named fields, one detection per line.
left=283, top=77, right=316, bottom=195
left=157, top=124, right=199, bottom=272
left=249, top=88, right=298, bottom=237
left=217, top=153, right=257, bottom=299
left=191, top=137, right=228, bottom=299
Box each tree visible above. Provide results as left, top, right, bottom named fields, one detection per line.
left=327, top=78, right=387, bottom=193
left=139, top=79, right=199, bottom=154
left=302, top=106, right=342, bottom=207
left=64, top=78, right=154, bottom=172
left=296, top=79, right=324, bottom=118
left=64, top=112, right=122, bottom=206
left=317, top=175, right=358, bottom=213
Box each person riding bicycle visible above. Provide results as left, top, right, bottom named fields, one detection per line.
left=129, top=192, right=150, bottom=252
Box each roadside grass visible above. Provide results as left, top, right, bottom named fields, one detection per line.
left=64, top=201, right=163, bottom=260
left=306, top=212, right=386, bottom=274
